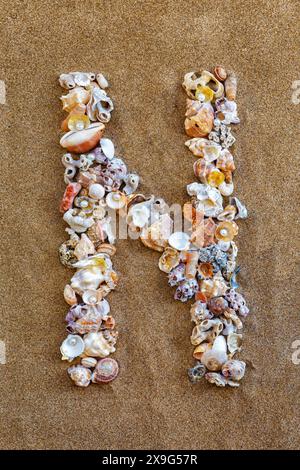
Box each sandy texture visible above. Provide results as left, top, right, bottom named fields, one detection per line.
left=0, top=0, right=299, bottom=450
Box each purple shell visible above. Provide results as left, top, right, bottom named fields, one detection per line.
left=168, top=263, right=186, bottom=287
left=225, top=289, right=249, bottom=317
left=92, top=358, right=119, bottom=384
left=174, top=279, right=198, bottom=302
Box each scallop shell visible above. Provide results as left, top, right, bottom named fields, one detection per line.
left=60, top=87, right=91, bottom=112
left=63, top=284, right=78, bottom=306
left=60, top=123, right=105, bottom=154
left=68, top=364, right=92, bottom=387
left=158, top=247, right=180, bottom=273
left=168, top=232, right=190, bottom=251
left=60, top=334, right=85, bottom=361
left=92, top=358, right=119, bottom=384
left=100, top=138, right=115, bottom=160
left=81, top=357, right=98, bottom=368
left=83, top=331, right=116, bottom=358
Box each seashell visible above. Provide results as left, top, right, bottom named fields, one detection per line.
left=83, top=331, right=116, bottom=358
left=217, top=240, right=231, bottom=251
left=193, top=159, right=214, bottom=183
left=187, top=183, right=223, bottom=218
left=60, top=122, right=105, bottom=154
left=184, top=251, right=199, bottom=279
left=59, top=239, right=78, bottom=267
left=185, top=138, right=222, bottom=161
left=219, top=181, right=234, bottom=196
left=100, top=138, right=115, bottom=160
left=69, top=307, right=105, bottom=334
left=60, top=182, right=82, bottom=213
left=188, top=362, right=206, bottom=383
left=60, top=87, right=91, bottom=112
left=200, top=272, right=228, bottom=299
left=60, top=334, right=85, bottom=361
left=168, top=231, right=190, bottom=251
left=74, top=233, right=95, bottom=260
left=82, top=290, right=108, bottom=308
left=198, top=262, right=214, bottom=279
left=217, top=205, right=236, bottom=221
left=225, top=73, right=237, bottom=101
left=102, top=315, right=116, bottom=330
left=96, top=73, right=109, bottom=89
left=185, top=100, right=214, bottom=138
left=88, top=183, right=105, bottom=200
left=201, top=335, right=228, bottom=371
left=168, top=262, right=186, bottom=287
left=222, top=318, right=236, bottom=336
left=174, top=279, right=198, bottom=302
left=87, top=87, right=114, bottom=123
left=68, top=364, right=92, bottom=387
left=216, top=149, right=235, bottom=179
left=213, top=65, right=227, bottom=82
left=191, top=326, right=213, bottom=346
left=127, top=202, right=150, bottom=228
left=77, top=170, right=97, bottom=188
left=193, top=343, right=212, bottom=360
left=81, top=357, right=97, bottom=368
left=71, top=266, right=104, bottom=294
left=123, top=173, right=140, bottom=195
left=74, top=195, right=95, bottom=214
left=59, top=73, right=76, bottom=90
left=63, top=284, right=78, bottom=306
left=223, top=308, right=243, bottom=330
left=195, top=85, right=214, bottom=102
left=222, top=359, right=246, bottom=381
left=207, top=296, right=229, bottom=316
left=203, top=217, right=216, bottom=247
left=106, top=191, right=126, bottom=210
left=205, top=372, right=227, bottom=387
left=63, top=209, right=94, bottom=233
left=158, top=247, right=180, bottom=273
left=199, top=318, right=223, bottom=332
left=141, top=214, right=173, bottom=252
left=215, top=98, right=239, bottom=125
left=229, top=197, right=248, bottom=219
left=96, top=243, right=116, bottom=257
left=182, top=71, right=224, bottom=100
left=227, top=333, right=242, bottom=355
left=190, top=301, right=213, bottom=324
left=68, top=72, right=95, bottom=87
left=61, top=104, right=87, bottom=132
left=225, top=289, right=249, bottom=317
left=92, top=358, right=119, bottom=383
left=207, top=169, right=225, bottom=188
left=215, top=221, right=238, bottom=243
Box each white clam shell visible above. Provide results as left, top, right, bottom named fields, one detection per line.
left=219, top=181, right=234, bottom=196
left=71, top=266, right=105, bottom=293
left=89, top=183, right=105, bottom=200
left=168, top=232, right=190, bottom=251
left=60, top=123, right=104, bottom=154
left=100, top=138, right=115, bottom=160
left=60, top=334, right=85, bottom=361
left=63, top=209, right=94, bottom=233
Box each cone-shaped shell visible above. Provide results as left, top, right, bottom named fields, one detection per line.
left=60, top=122, right=105, bottom=154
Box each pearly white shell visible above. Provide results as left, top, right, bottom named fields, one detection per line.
left=60, top=334, right=85, bottom=361
left=89, top=183, right=105, bottom=200
left=106, top=191, right=126, bottom=210
left=168, top=232, right=190, bottom=251
left=83, top=331, right=116, bottom=358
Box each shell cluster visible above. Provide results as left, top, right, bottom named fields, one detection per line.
left=58, top=68, right=249, bottom=389
left=58, top=71, right=139, bottom=387
left=180, top=67, right=248, bottom=387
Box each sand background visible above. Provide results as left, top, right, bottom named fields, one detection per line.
left=0, top=0, right=299, bottom=450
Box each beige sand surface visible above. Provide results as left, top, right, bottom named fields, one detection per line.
left=0, top=0, right=299, bottom=449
